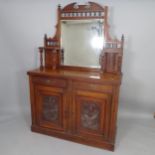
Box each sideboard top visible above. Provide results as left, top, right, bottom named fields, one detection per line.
left=27, top=68, right=122, bottom=85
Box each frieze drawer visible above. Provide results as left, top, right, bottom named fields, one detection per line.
left=32, top=77, right=67, bottom=88
left=73, top=82, right=113, bottom=93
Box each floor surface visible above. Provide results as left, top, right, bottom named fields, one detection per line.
left=0, top=112, right=155, bottom=155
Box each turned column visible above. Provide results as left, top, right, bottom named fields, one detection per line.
left=39, top=47, right=44, bottom=70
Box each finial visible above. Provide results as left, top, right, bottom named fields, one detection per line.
left=44, top=34, right=47, bottom=39
left=121, top=34, right=124, bottom=48
left=121, top=34, right=124, bottom=42
left=58, top=4, right=61, bottom=8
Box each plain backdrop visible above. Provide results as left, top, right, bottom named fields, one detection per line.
left=0, top=0, right=155, bottom=119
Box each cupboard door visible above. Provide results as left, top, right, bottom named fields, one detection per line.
left=73, top=90, right=111, bottom=140
left=35, top=85, right=67, bottom=131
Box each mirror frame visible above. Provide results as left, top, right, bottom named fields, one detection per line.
left=39, top=2, right=124, bottom=74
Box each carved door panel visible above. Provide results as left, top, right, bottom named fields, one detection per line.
left=73, top=90, right=111, bottom=140
left=35, top=85, right=67, bottom=131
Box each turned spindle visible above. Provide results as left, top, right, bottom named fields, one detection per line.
left=39, top=47, right=44, bottom=70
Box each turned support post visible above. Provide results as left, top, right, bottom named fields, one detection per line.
left=39, top=47, right=44, bottom=70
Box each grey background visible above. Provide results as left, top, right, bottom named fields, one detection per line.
left=0, top=1, right=155, bottom=155
left=0, top=0, right=155, bottom=121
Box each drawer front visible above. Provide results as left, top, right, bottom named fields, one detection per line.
left=32, top=76, right=67, bottom=88
left=73, top=82, right=112, bottom=93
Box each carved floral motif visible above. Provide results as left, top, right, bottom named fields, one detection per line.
left=81, top=102, right=100, bottom=130
left=42, top=96, right=59, bottom=123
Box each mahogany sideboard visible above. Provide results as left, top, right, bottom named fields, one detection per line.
left=27, top=2, right=124, bottom=151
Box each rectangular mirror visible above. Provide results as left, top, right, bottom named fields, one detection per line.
left=61, top=19, right=104, bottom=68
